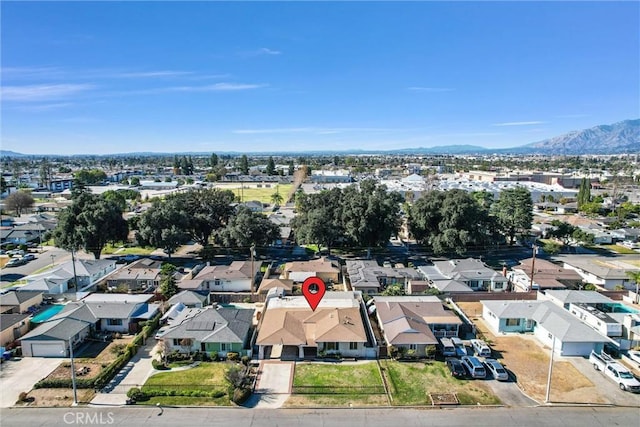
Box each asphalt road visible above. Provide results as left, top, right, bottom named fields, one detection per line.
left=0, top=247, right=69, bottom=288
left=2, top=406, right=638, bottom=427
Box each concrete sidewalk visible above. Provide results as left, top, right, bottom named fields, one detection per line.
left=89, top=340, right=159, bottom=406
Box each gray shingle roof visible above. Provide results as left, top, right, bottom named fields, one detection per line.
left=21, top=317, right=91, bottom=341
left=162, top=307, right=253, bottom=344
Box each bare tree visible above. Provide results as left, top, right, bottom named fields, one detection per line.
left=4, top=191, right=35, bottom=216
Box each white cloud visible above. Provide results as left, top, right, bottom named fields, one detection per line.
left=168, top=83, right=266, bottom=92
left=1, top=83, right=94, bottom=102
left=111, top=70, right=195, bottom=78
left=258, top=48, right=281, bottom=55
left=238, top=47, right=282, bottom=57
left=12, top=102, right=74, bottom=112
left=407, top=87, right=455, bottom=92
left=492, top=121, right=546, bottom=127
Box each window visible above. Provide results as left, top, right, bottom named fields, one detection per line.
left=494, top=282, right=503, bottom=290
left=220, top=343, right=228, bottom=351
left=349, top=342, right=358, bottom=350
left=326, top=342, right=339, bottom=351
left=409, top=344, right=417, bottom=350
left=506, top=318, right=520, bottom=327
left=548, top=333, right=552, bottom=339
left=173, top=339, right=181, bottom=346
left=107, top=318, right=122, bottom=326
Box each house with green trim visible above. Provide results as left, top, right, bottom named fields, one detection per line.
left=160, top=306, right=254, bottom=357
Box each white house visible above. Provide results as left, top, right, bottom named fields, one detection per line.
left=558, top=256, right=638, bottom=290
left=418, top=258, right=508, bottom=292
left=481, top=300, right=612, bottom=356
left=194, top=261, right=260, bottom=292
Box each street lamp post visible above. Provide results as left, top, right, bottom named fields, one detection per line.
left=50, top=254, right=56, bottom=267
left=544, top=335, right=556, bottom=404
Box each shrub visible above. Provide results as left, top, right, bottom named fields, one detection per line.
left=241, top=355, right=250, bottom=366
left=18, top=392, right=28, bottom=402
left=212, top=390, right=226, bottom=398
left=127, top=387, right=146, bottom=400
left=210, top=351, right=219, bottom=362
left=232, top=387, right=251, bottom=405
left=152, top=359, right=169, bottom=370
left=110, top=344, right=126, bottom=356
left=227, top=352, right=239, bottom=362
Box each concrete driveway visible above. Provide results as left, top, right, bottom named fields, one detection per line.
left=245, top=361, right=293, bottom=408
left=0, top=357, right=62, bottom=407
left=483, top=377, right=539, bottom=407
left=568, top=356, right=640, bottom=406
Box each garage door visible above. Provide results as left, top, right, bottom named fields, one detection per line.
left=31, top=342, right=65, bottom=357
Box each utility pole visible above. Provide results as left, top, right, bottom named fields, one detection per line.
left=69, top=337, right=78, bottom=406
left=250, top=244, right=256, bottom=294
left=529, top=244, right=538, bottom=292
left=545, top=335, right=556, bottom=404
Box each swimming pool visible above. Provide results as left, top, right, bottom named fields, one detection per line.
left=31, top=304, right=65, bottom=323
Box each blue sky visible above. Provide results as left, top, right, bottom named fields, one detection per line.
left=2, top=2, right=638, bottom=155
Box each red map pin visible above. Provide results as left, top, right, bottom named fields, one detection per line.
left=302, top=276, right=326, bottom=311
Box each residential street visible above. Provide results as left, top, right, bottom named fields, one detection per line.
left=1, top=406, right=638, bottom=427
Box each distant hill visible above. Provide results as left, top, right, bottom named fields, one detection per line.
left=512, top=119, right=639, bottom=155
left=1, top=120, right=637, bottom=157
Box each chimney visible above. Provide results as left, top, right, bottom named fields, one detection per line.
left=502, top=266, right=507, bottom=277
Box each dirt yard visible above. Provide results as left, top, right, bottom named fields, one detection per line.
left=19, top=336, right=136, bottom=407
left=457, top=302, right=605, bottom=404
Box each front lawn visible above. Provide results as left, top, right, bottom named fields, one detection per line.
left=380, top=360, right=500, bottom=406
left=286, top=362, right=388, bottom=407
left=141, top=362, right=233, bottom=406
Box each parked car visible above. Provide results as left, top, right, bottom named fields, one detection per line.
left=21, top=254, right=36, bottom=262
left=440, top=337, right=456, bottom=357
left=461, top=356, right=486, bottom=379
left=446, top=358, right=467, bottom=379
left=7, top=249, right=25, bottom=257
left=484, top=358, right=509, bottom=381
left=590, top=350, right=640, bottom=393
left=5, top=258, right=25, bottom=267
left=470, top=339, right=492, bottom=358
left=627, top=350, right=640, bottom=367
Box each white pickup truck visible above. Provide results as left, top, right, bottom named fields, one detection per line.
left=589, top=350, right=640, bottom=393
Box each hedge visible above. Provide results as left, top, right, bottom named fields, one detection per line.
left=34, top=313, right=162, bottom=390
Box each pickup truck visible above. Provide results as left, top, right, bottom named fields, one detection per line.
left=589, top=350, right=640, bottom=393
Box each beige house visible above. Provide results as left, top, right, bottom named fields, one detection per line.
left=257, top=278, right=294, bottom=295
left=0, top=313, right=30, bottom=348
left=0, top=291, right=43, bottom=314
left=256, top=291, right=375, bottom=360
left=194, top=261, right=260, bottom=292
left=107, top=258, right=162, bottom=291
left=374, top=296, right=463, bottom=357
left=281, top=258, right=340, bottom=284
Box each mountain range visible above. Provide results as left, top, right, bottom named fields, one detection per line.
left=1, top=119, right=638, bottom=157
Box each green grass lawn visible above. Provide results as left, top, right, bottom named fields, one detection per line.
left=141, top=362, right=233, bottom=406
left=600, top=244, right=639, bottom=254
left=101, top=244, right=156, bottom=255
left=286, top=362, right=388, bottom=407
left=380, top=360, right=500, bottom=406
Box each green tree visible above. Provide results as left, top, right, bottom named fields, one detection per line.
left=210, top=153, right=219, bottom=168
left=292, top=187, right=345, bottom=255
left=381, top=284, right=405, bottom=296
left=130, top=177, right=141, bottom=186
left=4, top=190, right=35, bottom=216
left=0, top=176, right=6, bottom=194
left=288, top=160, right=295, bottom=176
left=577, top=178, right=591, bottom=210
left=270, top=187, right=284, bottom=206
left=74, top=169, right=107, bottom=185
left=52, top=190, right=128, bottom=259
left=136, top=200, right=189, bottom=257
left=542, top=241, right=562, bottom=255
left=492, top=186, right=533, bottom=245
left=216, top=206, right=280, bottom=247
left=239, top=155, right=249, bottom=175
left=158, top=263, right=178, bottom=298
left=549, top=219, right=577, bottom=245
left=341, top=180, right=402, bottom=257
left=266, top=156, right=276, bottom=176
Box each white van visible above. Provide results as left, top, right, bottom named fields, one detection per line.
left=440, top=338, right=456, bottom=357
left=471, top=339, right=492, bottom=358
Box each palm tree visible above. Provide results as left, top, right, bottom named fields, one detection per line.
left=626, top=271, right=640, bottom=304
left=270, top=187, right=284, bottom=207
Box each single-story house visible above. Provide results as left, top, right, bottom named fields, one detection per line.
left=540, top=289, right=614, bottom=310
left=282, top=258, right=341, bottom=284
left=0, top=313, right=30, bottom=348
left=194, top=261, right=260, bottom=292
left=74, top=293, right=160, bottom=333
left=0, top=291, right=43, bottom=314
left=20, top=303, right=98, bottom=357
left=481, top=300, right=612, bottom=356
left=374, top=296, right=463, bottom=357
left=418, top=258, right=507, bottom=292
left=256, top=291, right=375, bottom=360
left=23, top=259, right=117, bottom=291
left=346, top=260, right=421, bottom=294
left=167, top=290, right=210, bottom=308
left=508, top=258, right=583, bottom=292
left=559, top=256, right=639, bottom=290
left=18, top=277, right=69, bottom=295
left=161, top=306, right=254, bottom=357
left=106, top=258, right=162, bottom=291
left=257, top=278, right=294, bottom=295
